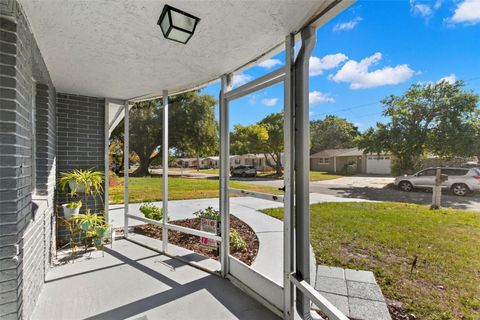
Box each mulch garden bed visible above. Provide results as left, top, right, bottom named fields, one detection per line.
left=133, top=214, right=259, bottom=265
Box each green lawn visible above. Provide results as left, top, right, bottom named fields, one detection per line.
left=109, top=176, right=280, bottom=204
left=261, top=202, right=480, bottom=319
left=169, top=168, right=343, bottom=182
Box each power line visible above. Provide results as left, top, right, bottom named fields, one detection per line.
left=313, top=75, right=480, bottom=120
left=315, top=101, right=381, bottom=118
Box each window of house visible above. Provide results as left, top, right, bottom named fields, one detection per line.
left=318, top=157, right=330, bottom=164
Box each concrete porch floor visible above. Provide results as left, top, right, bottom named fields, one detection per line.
left=31, top=239, right=279, bottom=320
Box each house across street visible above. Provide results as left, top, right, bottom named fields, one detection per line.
left=310, top=148, right=393, bottom=175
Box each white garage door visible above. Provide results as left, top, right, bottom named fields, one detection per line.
left=366, top=156, right=391, bottom=174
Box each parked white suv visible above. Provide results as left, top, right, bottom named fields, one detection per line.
left=394, top=167, right=480, bottom=196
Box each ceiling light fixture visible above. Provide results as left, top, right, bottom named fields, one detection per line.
left=157, top=5, right=200, bottom=44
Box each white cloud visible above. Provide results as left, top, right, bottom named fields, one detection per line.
left=258, top=58, right=282, bottom=69
left=247, top=94, right=258, bottom=105
left=261, top=98, right=279, bottom=106
left=448, top=0, right=480, bottom=25
left=413, top=3, right=433, bottom=17
left=329, top=52, right=415, bottom=89
left=438, top=73, right=457, bottom=84
left=309, top=91, right=335, bottom=104
left=310, top=53, right=348, bottom=76
left=333, top=17, right=363, bottom=32
left=410, top=0, right=442, bottom=21
left=232, top=73, right=253, bottom=87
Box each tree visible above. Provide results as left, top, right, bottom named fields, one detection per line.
left=230, top=124, right=268, bottom=155
left=129, top=100, right=163, bottom=176
left=310, top=116, right=359, bottom=154
left=230, top=112, right=284, bottom=174
left=110, top=91, right=218, bottom=176
left=356, top=80, right=479, bottom=174
left=259, top=113, right=284, bottom=174
left=169, top=92, right=218, bottom=170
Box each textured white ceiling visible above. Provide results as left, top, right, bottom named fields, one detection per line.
left=20, top=0, right=339, bottom=100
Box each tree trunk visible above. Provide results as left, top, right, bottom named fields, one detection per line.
left=135, top=155, right=150, bottom=177
left=197, top=154, right=200, bottom=172
left=275, top=152, right=283, bottom=175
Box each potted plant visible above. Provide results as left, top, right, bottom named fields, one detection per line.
left=58, top=169, right=103, bottom=195
left=71, top=210, right=109, bottom=252
left=61, top=200, right=82, bottom=219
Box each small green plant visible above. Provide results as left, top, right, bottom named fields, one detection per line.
left=139, top=202, right=163, bottom=221
left=66, top=200, right=82, bottom=209
left=194, top=206, right=219, bottom=221
left=229, top=229, right=247, bottom=252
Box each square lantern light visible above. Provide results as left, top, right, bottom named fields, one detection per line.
left=158, top=5, right=200, bottom=44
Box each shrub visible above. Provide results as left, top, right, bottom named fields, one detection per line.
left=140, top=202, right=163, bottom=221
left=193, top=206, right=219, bottom=221
left=230, top=229, right=247, bottom=252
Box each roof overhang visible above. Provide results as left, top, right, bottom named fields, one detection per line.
left=19, top=0, right=352, bottom=101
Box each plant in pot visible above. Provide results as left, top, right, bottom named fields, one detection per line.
left=58, top=169, right=104, bottom=216
left=58, top=169, right=104, bottom=196
left=71, top=210, right=109, bottom=251
left=61, top=200, right=82, bottom=219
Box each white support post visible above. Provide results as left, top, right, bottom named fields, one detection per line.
left=431, top=167, right=442, bottom=209
left=295, top=26, right=316, bottom=319
left=123, top=101, right=129, bottom=236
left=334, top=156, right=337, bottom=173
left=162, top=91, right=169, bottom=252
left=104, top=100, right=110, bottom=224
left=220, top=74, right=232, bottom=277
left=283, top=33, right=295, bottom=320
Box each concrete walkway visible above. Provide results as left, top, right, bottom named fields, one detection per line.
left=315, top=265, right=391, bottom=320
left=109, top=194, right=374, bottom=285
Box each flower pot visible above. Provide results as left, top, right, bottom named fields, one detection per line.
left=81, top=221, right=90, bottom=231
left=68, top=181, right=90, bottom=194
left=62, top=203, right=80, bottom=219
left=96, top=228, right=107, bottom=238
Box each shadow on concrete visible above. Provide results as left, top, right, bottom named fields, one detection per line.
left=45, top=253, right=161, bottom=283
left=161, top=252, right=211, bottom=269
left=84, top=246, right=277, bottom=320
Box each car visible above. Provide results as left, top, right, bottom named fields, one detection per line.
left=231, top=165, right=257, bottom=177
left=394, top=167, right=480, bottom=196
left=462, top=161, right=480, bottom=168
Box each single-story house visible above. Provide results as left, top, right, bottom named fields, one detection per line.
left=199, top=156, right=241, bottom=169
left=310, top=148, right=393, bottom=174
left=177, top=157, right=199, bottom=168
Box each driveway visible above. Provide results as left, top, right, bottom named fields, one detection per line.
left=312, top=175, right=394, bottom=189
left=248, top=175, right=480, bottom=211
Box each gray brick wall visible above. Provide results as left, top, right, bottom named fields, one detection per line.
left=56, top=93, right=106, bottom=217
left=0, top=1, right=56, bottom=319
left=0, top=2, right=107, bottom=319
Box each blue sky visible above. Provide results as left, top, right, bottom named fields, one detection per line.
left=201, top=0, right=480, bottom=132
